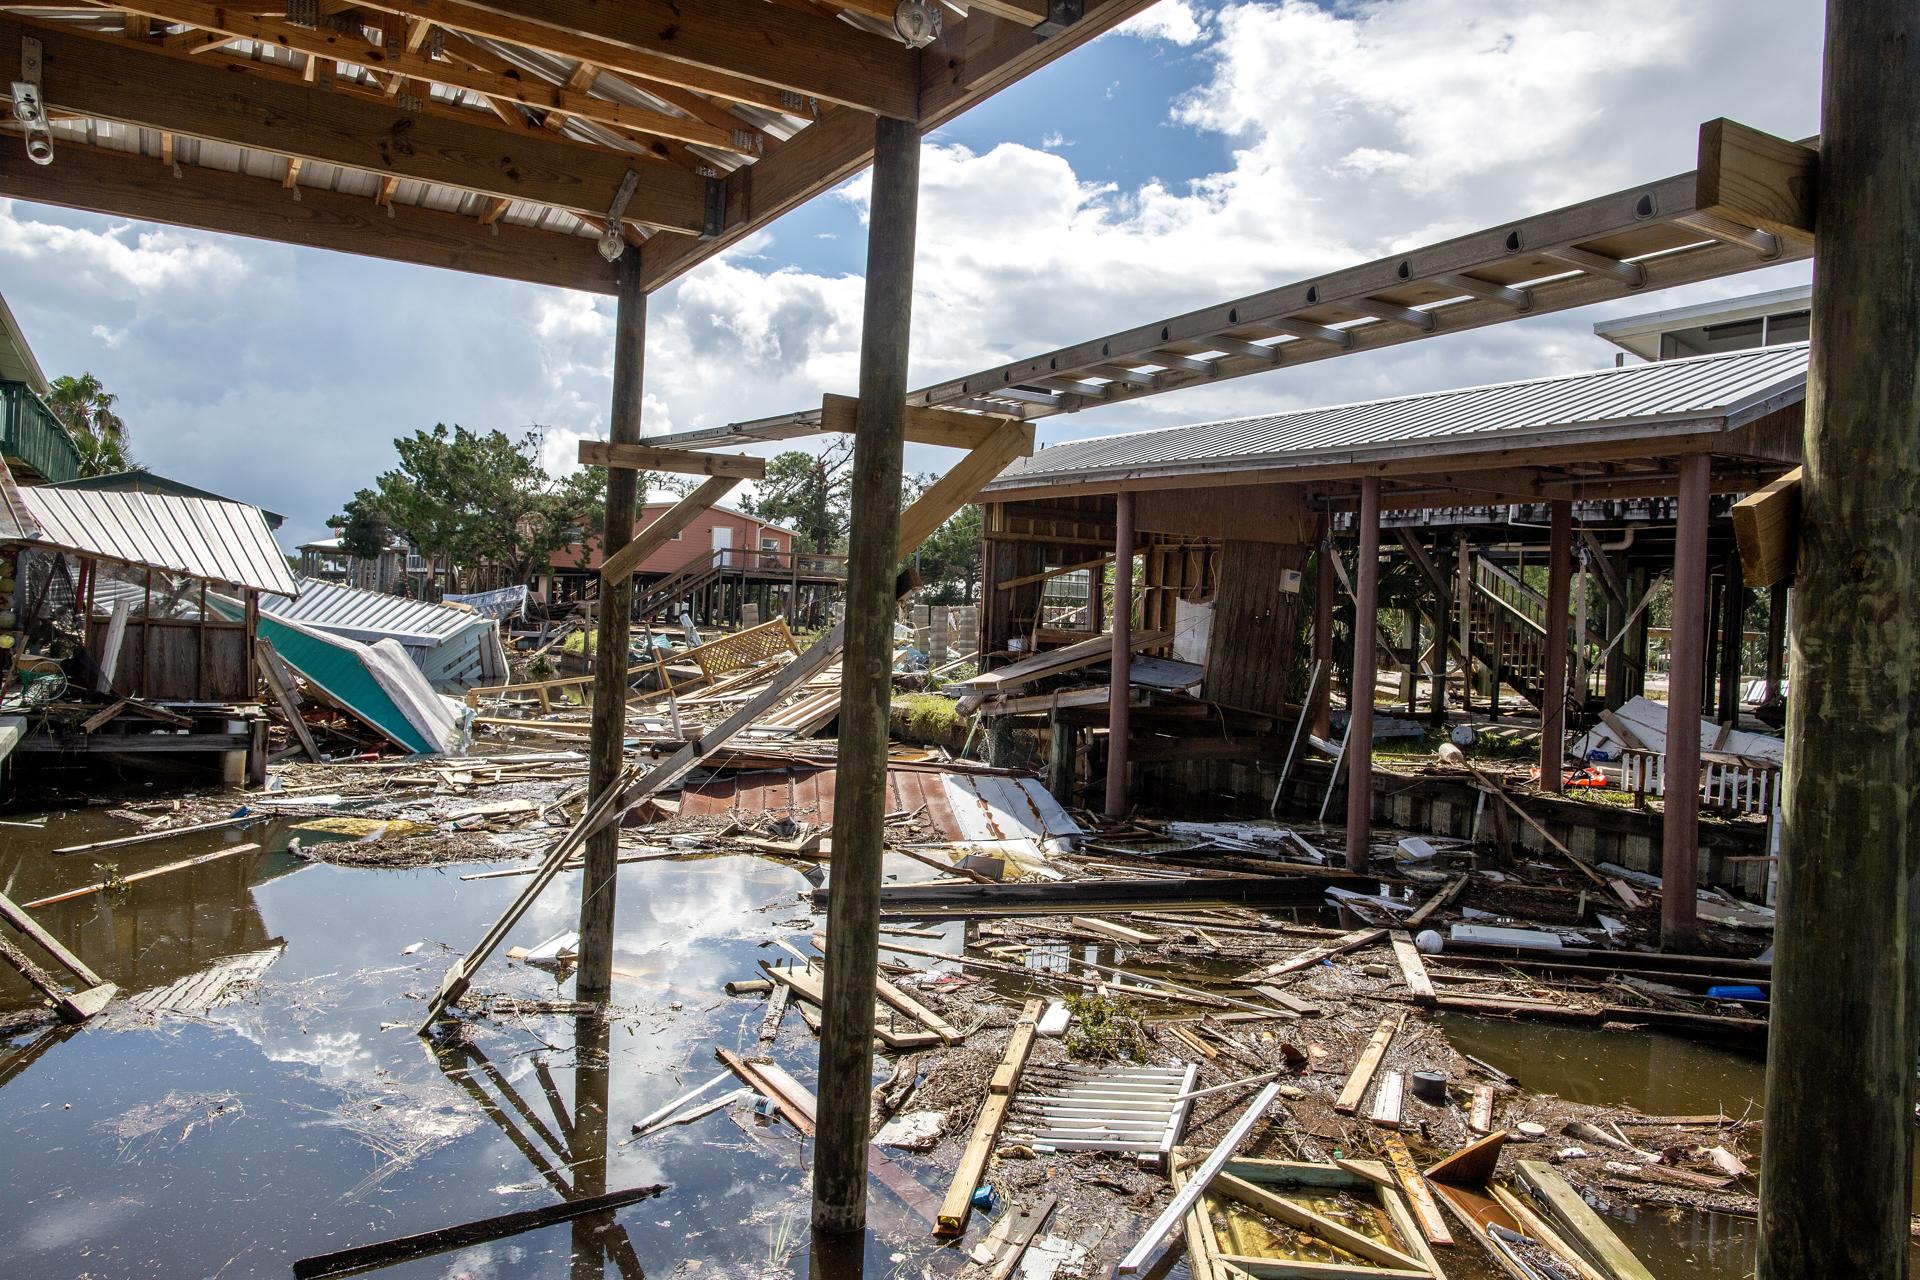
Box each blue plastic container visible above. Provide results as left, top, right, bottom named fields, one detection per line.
left=1706, top=984, right=1766, bottom=1002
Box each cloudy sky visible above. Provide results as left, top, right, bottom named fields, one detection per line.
left=0, top=0, right=1823, bottom=548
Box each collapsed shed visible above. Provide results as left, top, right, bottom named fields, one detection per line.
left=0, top=456, right=295, bottom=780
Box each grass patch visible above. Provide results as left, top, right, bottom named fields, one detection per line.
left=1065, top=994, right=1148, bottom=1062
left=892, top=691, right=966, bottom=740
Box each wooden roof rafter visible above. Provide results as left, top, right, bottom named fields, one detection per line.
left=646, top=121, right=1818, bottom=449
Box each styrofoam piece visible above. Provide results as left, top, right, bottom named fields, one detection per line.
left=1449, top=924, right=1564, bottom=950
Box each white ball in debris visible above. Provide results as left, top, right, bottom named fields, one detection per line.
left=1449, top=724, right=1479, bottom=747
left=1415, top=930, right=1444, bottom=955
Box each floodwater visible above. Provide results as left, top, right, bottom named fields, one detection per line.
left=0, top=799, right=1837, bottom=1279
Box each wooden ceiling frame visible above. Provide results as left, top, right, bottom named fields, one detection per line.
left=0, top=0, right=1160, bottom=293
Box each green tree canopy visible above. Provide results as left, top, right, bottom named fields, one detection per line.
left=904, top=471, right=982, bottom=603
left=46, top=372, right=133, bottom=476
left=353, top=424, right=606, bottom=589
left=742, top=442, right=853, bottom=553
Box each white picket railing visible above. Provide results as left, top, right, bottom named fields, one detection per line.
left=1620, top=746, right=1782, bottom=816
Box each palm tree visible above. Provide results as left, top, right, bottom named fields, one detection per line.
left=46, top=372, right=132, bottom=477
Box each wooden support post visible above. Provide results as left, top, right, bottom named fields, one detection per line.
left=1717, top=548, right=1746, bottom=722
left=1662, top=454, right=1710, bottom=949
left=1345, top=478, right=1381, bottom=871
left=1540, top=501, right=1572, bottom=793
left=813, top=113, right=918, bottom=1239
left=576, top=253, right=646, bottom=1006
left=1763, top=581, right=1788, bottom=704
left=1457, top=536, right=1474, bottom=714
left=1105, top=490, right=1135, bottom=818
left=1429, top=542, right=1449, bottom=727
left=1761, top=9, right=1913, bottom=1277
left=1313, top=520, right=1334, bottom=739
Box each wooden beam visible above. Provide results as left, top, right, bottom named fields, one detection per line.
left=936, top=997, right=1043, bottom=1235
left=1731, top=465, right=1801, bottom=587
left=598, top=475, right=740, bottom=582
left=896, top=419, right=1037, bottom=557
left=0, top=137, right=619, bottom=293
left=7, top=18, right=710, bottom=233
left=1695, top=118, right=1818, bottom=244
left=350, top=0, right=918, bottom=118
left=818, top=393, right=1023, bottom=451
left=1333, top=1011, right=1403, bottom=1115
left=578, top=441, right=766, bottom=479
left=1514, top=1160, right=1655, bottom=1280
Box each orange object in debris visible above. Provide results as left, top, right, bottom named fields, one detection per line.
left=1527, top=764, right=1610, bottom=788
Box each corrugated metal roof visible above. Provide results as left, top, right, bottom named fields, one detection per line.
left=986, top=343, right=1810, bottom=490
left=258, top=578, right=485, bottom=647
left=5, top=481, right=296, bottom=595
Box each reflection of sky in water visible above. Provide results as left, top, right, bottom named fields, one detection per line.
left=0, top=851, right=928, bottom=1278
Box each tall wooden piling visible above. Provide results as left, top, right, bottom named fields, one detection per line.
left=1661, top=453, right=1710, bottom=948
left=1313, top=517, right=1334, bottom=739
left=812, top=115, right=919, bottom=1237
left=1345, top=477, right=1381, bottom=871
left=1539, top=502, right=1572, bottom=793
left=1105, top=490, right=1136, bottom=817
left=1761, top=3, right=1919, bottom=1274
left=576, top=254, right=645, bottom=1004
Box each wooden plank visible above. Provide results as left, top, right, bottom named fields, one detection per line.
left=1488, top=1186, right=1611, bottom=1280
left=1469, top=1085, right=1496, bottom=1135
left=818, top=393, right=1020, bottom=452
left=997, top=553, right=1117, bottom=593
left=1250, top=928, right=1389, bottom=985
left=897, top=419, right=1038, bottom=557
left=1213, top=1172, right=1425, bottom=1272
left=1380, top=1135, right=1453, bottom=1246
left=1211, top=1259, right=1428, bottom=1280
left=1731, top=466, right=1802, bottom=588
left=256, top=640, right=322, bottom=763
left=986, top=1194, right=1057, bottom=1280
left=0, top=936, right=104, bottom=1022
left=21, top=843, right=262, bottom=910
left=1403, top=876, right=1466, bottom=928
left=1116, top=1082, right=1283, bottom=1273
left=1333, top=1014, right=1402, bottom=1117
left=351, top=0, right=920, bottom=119
left=599, top=476, right=741, bottom=582
left=1695, top=119, right=1818, bottom=243
left=579, top=442, right=767, bottom=479
left=1426, top=1129, right=1508, bottom=1186
left=936, top=997, right=1043, bottom=1235
left=1388, top=933, right=1436, bottom=1004
left=0, top=890, right=106, bottom=988
left=291, top=1183, right=667, bottom=1279
left=757, top=981, right=790, bottom=1043
left=763, top=963, right=943, bottom=1050
left=1514, top=1160, right=1657, bottom=1280
left=1369, top=1070, right=1405, bottom=1128
left=715, top=1047, right=812, bottom=1135
left=52, top=812, right=259, bottom=856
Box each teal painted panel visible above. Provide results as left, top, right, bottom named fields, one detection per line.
left=254, top=614, right=436, bottom=755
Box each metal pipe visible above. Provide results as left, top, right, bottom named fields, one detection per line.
left=1313, top=516, right=1333, bottom=738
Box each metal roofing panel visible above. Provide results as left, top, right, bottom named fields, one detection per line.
left=258, top=578, right=493, bottom=647
left=986, top=343, right=1810, bottom=489
left=8, top=484, right=297, bottom=595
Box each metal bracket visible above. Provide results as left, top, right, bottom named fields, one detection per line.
left=702, top=176, right=726, bottom=241
left=596, top=168, right=641, bottom=262
left=1036, top=0, right=1083, bottom=38
left=11, top=36, right=52, bottom=166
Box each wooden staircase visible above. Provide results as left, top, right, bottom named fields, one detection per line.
left=1463, top=557, right=1551, bottom=709
left=636, top=558, right=724, bottom=623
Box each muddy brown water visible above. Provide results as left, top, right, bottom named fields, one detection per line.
left=0, top=800, right=1855, bottom=1278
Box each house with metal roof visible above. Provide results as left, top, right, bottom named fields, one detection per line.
left=50, top=469, right=288, bottom=531
left=974, top=336, right=1806, bottom=900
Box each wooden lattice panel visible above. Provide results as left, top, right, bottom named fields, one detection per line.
left=692, top=617, right=800, bottom=682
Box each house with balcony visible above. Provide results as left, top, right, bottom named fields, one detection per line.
left=0, top=293, right=82, bottom=486
left=544, top=490, right=842, bottom=629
